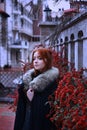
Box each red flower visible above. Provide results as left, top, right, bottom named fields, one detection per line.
left=48, top=70, right=87, bottom=129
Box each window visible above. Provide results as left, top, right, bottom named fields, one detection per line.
left=0, top=0, right=4, bottom=3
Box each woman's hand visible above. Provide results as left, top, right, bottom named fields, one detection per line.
left=27, top=88, right=34, bottom=101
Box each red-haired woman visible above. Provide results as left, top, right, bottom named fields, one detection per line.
left=14, top=48, right=59, bottom=130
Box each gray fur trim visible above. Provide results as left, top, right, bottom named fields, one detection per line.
left=23, top=68, right=34, bottom=90
left=23, top=67, right=59, bottom=92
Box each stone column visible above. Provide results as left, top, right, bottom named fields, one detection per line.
left=75, top=41, right=78, bottom=70
left=83, top=38, right=87, bottom=76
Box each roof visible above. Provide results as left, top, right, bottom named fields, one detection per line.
left=64, top=8, right=78, bottom=15
left=0, top=10, right=10, bottom=17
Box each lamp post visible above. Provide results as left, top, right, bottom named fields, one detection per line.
left=7, top=41, right=9, bottom=65
left=7, top=36, right=11, bottom=66
left=0, top=43, right=1, bottom=68
left=44, top=5, right=52, bottom=21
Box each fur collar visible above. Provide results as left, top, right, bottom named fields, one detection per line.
left=23, top=67, right=59, bottom=92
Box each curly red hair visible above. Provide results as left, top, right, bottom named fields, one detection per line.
left=32, top=48, right=52, bottom=71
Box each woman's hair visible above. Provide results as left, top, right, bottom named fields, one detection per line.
left=32, top=48, right=52, bottom=71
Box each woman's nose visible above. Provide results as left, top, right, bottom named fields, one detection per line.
left=34, top=58, right=38, bottom=62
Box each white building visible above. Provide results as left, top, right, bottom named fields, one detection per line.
left=0, top=0, right=38, bottom=67
left=0, top=0, right=70, bottom=68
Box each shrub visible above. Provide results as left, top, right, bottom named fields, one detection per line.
left=48, top=49, right=87, bottom=130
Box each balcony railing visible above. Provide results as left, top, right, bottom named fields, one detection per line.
left=9, top=40, right=28, bottom=49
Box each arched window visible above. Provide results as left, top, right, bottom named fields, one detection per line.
left=70, top=33, right=75, bottom=64
left=70, top=34, right=74, bottom=41
left=60, top=38, right=63, bottom=43
left=65, top=36, right=68, bottom=42
left=78, top=30, right=83, bottom=38
left=59, top=38, right=63, bottom=58
left=64, top=36, right=68, bottom=59
left=78, top=30, right=83, bottom=70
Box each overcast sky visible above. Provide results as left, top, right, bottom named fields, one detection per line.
left=47, top=0, right=70, bottom=12
left=19, top=0, right=70, bottom=12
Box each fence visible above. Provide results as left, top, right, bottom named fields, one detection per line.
left=0, top=68, right=23, bottom=88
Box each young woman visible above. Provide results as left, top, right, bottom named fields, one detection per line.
left=14, top=48, right=59, bottom=130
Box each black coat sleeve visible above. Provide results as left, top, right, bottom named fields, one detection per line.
left=14, top=83, right=27, bottom=130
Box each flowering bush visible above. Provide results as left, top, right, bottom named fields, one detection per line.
left=52, top=50, right=74, bottom=79
left=48, top=69, right=87, bottom=130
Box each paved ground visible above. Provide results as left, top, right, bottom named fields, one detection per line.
left=0, top=103, right=15, bottom=130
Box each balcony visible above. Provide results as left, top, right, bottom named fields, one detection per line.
left=9, top=40, right=28, bottom=49
left=20, top=15, right=32, bottom=23
left=19, top=27, right=33, bottom=36
left=13, top=10, right=21, bottom=15
left=12, top=25, right=20, bottom=31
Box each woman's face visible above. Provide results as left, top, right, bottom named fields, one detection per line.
left=33, top=51, right=46, bottom=72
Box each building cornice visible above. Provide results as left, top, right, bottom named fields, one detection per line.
left=62, top=10, right=87, bottom=31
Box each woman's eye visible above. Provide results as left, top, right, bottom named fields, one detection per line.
left=33, top=57, right=42, bottom=60
left=38, top=57, right=42, bottom=60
